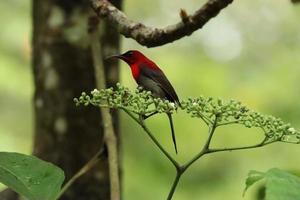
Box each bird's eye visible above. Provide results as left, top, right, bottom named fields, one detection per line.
left=125, top=51, right=133, bottom=57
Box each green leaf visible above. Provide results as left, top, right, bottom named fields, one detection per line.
left=0, top=152, right=65, bottom=200
left=244, top=168, right=300, bottom=200
left=243, top=170, right=265, bottom=196
left=265, top=168, right=300, bottom=200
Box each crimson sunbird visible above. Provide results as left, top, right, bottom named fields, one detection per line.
left=109, top=50, right=180, bottom=154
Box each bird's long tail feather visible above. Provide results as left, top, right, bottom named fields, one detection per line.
left=167, top=113, right=178, bottom=154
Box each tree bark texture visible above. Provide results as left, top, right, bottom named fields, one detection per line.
left=90, top=0, right=233, bottom=47
left=0, top=0, right=122, bottom=199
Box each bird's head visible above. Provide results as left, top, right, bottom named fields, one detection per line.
left=107, top=50, right=147, bottom=65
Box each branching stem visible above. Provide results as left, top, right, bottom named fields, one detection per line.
left=182, top=117, right=218, bottom=171
left=122, top=108, right=180, bottom=169
left=121, top=109, right=276, bottom=200
left=207, top=139, right=275, bottom=154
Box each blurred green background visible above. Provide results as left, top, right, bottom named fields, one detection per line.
left=1, top=0, right=300, bottom=199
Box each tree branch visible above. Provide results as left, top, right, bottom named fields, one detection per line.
left=90, top=19, right=120, bottom=200
left=291, top=0, right=300, bottom=4
left=90, top=0, right=233, bottom=47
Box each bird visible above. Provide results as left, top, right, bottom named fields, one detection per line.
left=108, top=50, right=180, bottom=154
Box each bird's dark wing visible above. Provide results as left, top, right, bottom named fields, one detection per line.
left=139, top=65, right=180, bottom=104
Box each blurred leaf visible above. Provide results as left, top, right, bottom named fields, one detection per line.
left=243, top=170, right=264, bottom=196
left=0, top=152, right=65, bottom=200
left=244, top=168, right=300, bottom=200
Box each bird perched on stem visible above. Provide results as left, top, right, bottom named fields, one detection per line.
left=108, top=50, right=180, bottom=154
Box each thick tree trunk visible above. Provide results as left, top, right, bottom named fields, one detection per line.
left=0, top=0, right=122, bottom=199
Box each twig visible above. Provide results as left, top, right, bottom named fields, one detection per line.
left=181, top=116, right=218, bottom=172
left=198, top=113, right=212, bottom=125
left=57, top=149, right=103, bottom=199
left=207, top=139, right=275, bottom=154
left=167, top=169, right=183, bottom=200
left=203, top=116, right=218, bottom=150
left=90, top=0, right=233, bottom=47
left=217, top=120, right=239, bottom=126
left=122, top=108, right=180, bottom=169
left=90, top=19, right=120, bottom=200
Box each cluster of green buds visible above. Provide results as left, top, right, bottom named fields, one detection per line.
left=74, top=83, right=177, bottom=115
left=182, top=97, right=300, bottom=143
left=74, top=84, right=300, bottom=144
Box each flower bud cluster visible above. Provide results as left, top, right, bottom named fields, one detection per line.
left=75, top=84, right=300, bottom=144
left=74, top=83, right=177, bottom=115
left=182, top=97, right=300, bottom=143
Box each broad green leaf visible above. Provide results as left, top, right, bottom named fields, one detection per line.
left=265, top=168, right=300, bottom=200
left=244, top=168, right=300, bottom=200
left=0, top=152, right=65, bottom=200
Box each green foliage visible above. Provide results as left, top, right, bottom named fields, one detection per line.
left=182, top=97, right=300, bottom=143
left=0, top=152, right=65, bottom=200
left=74, top=83, right=300, bottom=144
left=74, top=83, right=177, bottom=115
left=244, top=168, right=300, bottom=200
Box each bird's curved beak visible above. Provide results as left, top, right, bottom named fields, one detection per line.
left=105, top=54, right=125, bottom=61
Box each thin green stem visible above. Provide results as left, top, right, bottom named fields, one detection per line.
left=217, top=120, right=239, bottom=126
left=207, top=139, right=275, bottom=154
left=198, top=113, right=212, bottom=125
left=122, top=108, right=180, bottom=169
left=164, top=117, right=218, bottom=200
left=181, top=117, right=218, bottom=171
left=203, top=116, right=218, bottom=149
left=167, top=169, right=183, bottom=200
left=144, top=109, right=158, bottom=114
left=57, top=149, right=103, bottom=199
left=139, top=118, right=180, bottom=168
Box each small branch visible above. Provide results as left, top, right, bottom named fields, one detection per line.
left=57, top=149, right=103, bottom=199
left=207, top=138, right=275, bottom=154
left=217, top=120, right=239, bottom=126
left=203, top=116, right=218, bottom=150
left=122, top=108, right=180, bottom=169
left=164, top=117, right=218, bottom=199
left=90, top=18, right=120, bottom=200
left=198, top=113, right=212, bottom=125
left=139, top=117, right=180, bottom=168
left=182, top=117, right=218, bottom=171
left=167, top=170, right=183, bottom=200
left=90, top=0, right=233, bottom=47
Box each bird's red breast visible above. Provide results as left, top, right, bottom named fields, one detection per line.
left=130, top=60, right=160, bottom=81
left=131, top=64, right=140, bottom=80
